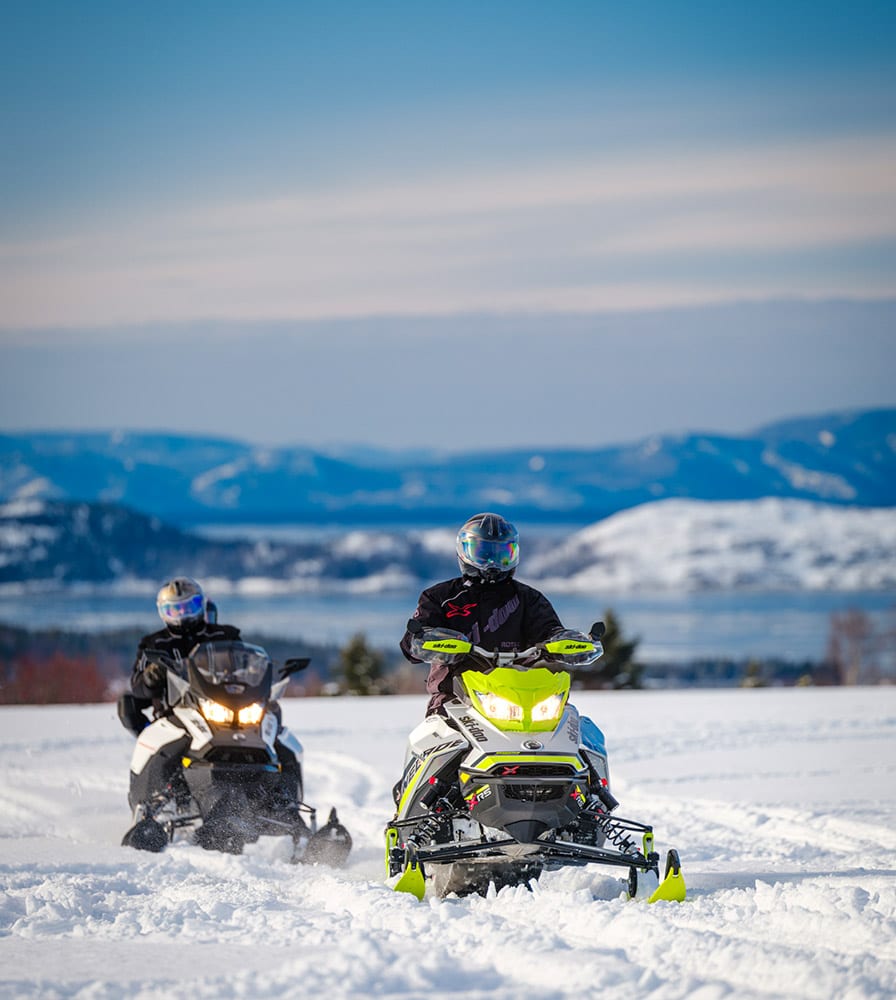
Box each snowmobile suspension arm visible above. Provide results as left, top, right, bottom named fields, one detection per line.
left=405, top=832, right=656, bottom=871
left=538, top=839, right=656, bottom=872
left=392, top=811, right=656, bottom=872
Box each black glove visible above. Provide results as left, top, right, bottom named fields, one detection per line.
left=142, top=660, right=167, bottom=690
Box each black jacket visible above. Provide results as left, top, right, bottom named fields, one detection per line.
left=130, top=623, right=241, bottom=700
left=400, top=576, right=563, bottom=711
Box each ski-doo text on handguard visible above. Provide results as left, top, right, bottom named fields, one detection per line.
left=385, top=620, right=685, bottom=902
left=122, top=640, right=351, bottom=864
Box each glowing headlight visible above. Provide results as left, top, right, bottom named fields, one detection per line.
left=237, top=703, right=265, bottom=725
left=199, top=698, right=234, bottom=724
left=532, top=693, right=565, bottom=722
left=475, top=691, right=523, bottom=722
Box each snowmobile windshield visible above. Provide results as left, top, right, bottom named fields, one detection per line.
left=189, top=641, right=272, bottom=686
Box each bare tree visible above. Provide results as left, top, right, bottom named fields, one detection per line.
left=826, top=609, right=879, bottom=685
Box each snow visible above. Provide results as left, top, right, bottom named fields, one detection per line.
left=0, top=499, right=49, bottom=520
left=1, top=687, right=895, bottom=999
left=761, top=450, right=857, bottom=500
left=190, top=462, right=249, bottom=497
left=529, top=498, right=896, bottom=592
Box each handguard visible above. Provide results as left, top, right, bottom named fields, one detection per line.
left=543, top=629, right=604, bottom=667
left=409, top=627, right=473, bottom=664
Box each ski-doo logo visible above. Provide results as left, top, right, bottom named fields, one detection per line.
left=460, top=715, right=488, bottom=742
left=429, top=641, right=461, bottom=650
left=446, top=602, right=477, bottom=618
left=566, top=716, right=580, bottom=743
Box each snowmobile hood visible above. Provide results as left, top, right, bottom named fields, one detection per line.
left=460, top=666, right=570, bottom=732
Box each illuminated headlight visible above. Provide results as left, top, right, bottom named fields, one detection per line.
left=532, top=693, right=565, bottom=722
left=199, top=698, right=234, bottom=724
left=475, top=691, right=523, bottom=722
left=237, top=703, right=265, bottom=726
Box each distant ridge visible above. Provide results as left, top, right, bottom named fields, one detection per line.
left=1, top=408, right=894, bottom=525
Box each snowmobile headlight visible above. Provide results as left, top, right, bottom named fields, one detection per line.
left=531, top=693, right=565, bottom=722
left=199, top=698, right=234, bottom=724
left=237, top=702, right=265, bottom=726
left=474, top=691, right=523, bottom=722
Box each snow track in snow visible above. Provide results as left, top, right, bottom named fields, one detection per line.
left=1, top=689, right=894, bottom=999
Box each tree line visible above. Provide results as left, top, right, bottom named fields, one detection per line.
left=2, top=607, right=893, bottom=704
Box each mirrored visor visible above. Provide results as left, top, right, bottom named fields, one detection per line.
left=158, top=593, right=204, bottom=620
left=458, top=536, right=519, bottom=569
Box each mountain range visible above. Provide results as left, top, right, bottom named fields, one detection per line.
left=1, top=408, right=894, bottom=525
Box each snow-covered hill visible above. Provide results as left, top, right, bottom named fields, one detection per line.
left=530, top=497, right=896, bottom=592
left=2, top=495, right=895, bottom=594
left=1, top=688, right=894, bottom=998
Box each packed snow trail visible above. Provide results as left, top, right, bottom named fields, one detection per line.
left=1, top=689, right=894, bottom=999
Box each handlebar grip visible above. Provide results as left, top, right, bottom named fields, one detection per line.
left=406, top=618, right=424, bottom=636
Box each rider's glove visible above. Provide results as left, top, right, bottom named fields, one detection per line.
left=142, top=660, right=167, bottom=690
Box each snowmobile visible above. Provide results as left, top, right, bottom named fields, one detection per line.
left=121, top=639, right=351, bottom=865
left=385, top=620, right=685, bottom=902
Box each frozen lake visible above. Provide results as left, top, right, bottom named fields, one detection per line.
left=3, top=584, right=893, bottom=663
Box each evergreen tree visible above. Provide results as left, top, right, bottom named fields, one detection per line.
left=574, top=609, right=643, bottom=690
left=740, top=660, right=767, bottom=688
left=337, top=632, right=387, bottom=695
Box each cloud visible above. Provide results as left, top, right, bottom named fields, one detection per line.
left=2, top=134, right=895, bottom=331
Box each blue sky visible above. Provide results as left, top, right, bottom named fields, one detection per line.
left=1, top=2, right=895, bottom=448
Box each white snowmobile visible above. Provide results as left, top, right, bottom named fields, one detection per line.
left=121, top=639, right=351, bottom=865
left=385, top=620, right=685, bottom=901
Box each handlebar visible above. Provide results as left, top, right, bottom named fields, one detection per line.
left=406, top=617, right=605, bottom=641
left=407, top=618, right=604, bottom=668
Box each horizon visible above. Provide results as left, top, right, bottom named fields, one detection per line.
left=4, top=398, right=894, bottom=458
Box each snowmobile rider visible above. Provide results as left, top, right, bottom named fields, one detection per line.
left=117, top=576, right=241, bottom=736
left=400, top=512, right=568, bottom=716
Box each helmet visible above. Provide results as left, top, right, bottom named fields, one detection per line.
left=156, top=576, right=206, bottom=633
left=456, top=512, right=520, bottom=583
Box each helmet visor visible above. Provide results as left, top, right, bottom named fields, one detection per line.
left=158, top=593, right=205, bottom=623
left=458, top=535, right=519, bottom=571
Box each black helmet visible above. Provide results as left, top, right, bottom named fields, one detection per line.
left=456, top=512, right=520, bottom=583
left=156, top=576, right=207, bottom=633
